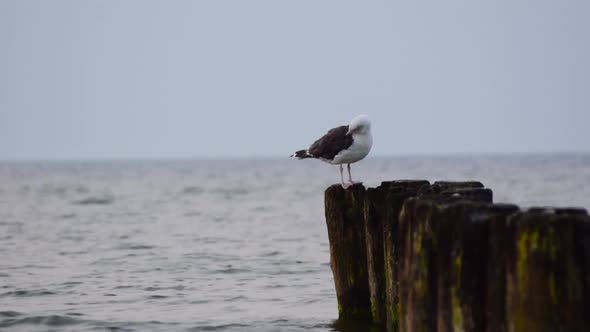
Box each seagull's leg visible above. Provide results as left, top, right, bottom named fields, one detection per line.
left=340, top=164, right=350, bottom=189
left=347, top=164, right=355, bottom=184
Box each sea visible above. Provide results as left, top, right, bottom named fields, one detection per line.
left=1, top=155, right=589, bottom=332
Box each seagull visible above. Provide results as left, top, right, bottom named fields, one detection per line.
left=291, top=114, right=373, bottom=189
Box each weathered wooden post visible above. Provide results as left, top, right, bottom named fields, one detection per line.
left=398, top=183, right=493, bottom=332
left=435, top=203, right=519, bottom=332
left=420, top=181, right=492, bottom=203
left=325, top=183, right=371, bottom=320
left=324, top=179, right=590, bottom=332
left=429, top=181, right=485, bottom=193
left=364, top=183, right=390, bottom=325
left=364, top=180, right=430, bottom=327
left=486, top=204, right=521, bottom=332
left=398, top=196, right=439, bottom=332
left=383, top=180, right=430, bottom=332
left=506, top=208, right=590, bottom=332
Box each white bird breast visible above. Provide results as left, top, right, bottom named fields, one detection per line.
left=330, top=131, right=373, bottom=165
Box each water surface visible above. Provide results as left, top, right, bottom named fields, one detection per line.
left=1, top=155, right=588, bottom=331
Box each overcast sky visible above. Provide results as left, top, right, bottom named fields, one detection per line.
left=0, top=0, right=589, bottom=160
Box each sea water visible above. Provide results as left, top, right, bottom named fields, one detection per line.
left=1, top=155, right=589, bottom=331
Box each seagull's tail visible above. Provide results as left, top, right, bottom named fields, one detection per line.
left=291, top=149, right=313, bottom=159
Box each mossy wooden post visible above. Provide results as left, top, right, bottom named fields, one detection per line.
left=435, top=203, right=519, bottom=332
left=486, top=204, right=520, bottom=332
left=398, top=184, right=494, bottom=332
left=364, top=183, right=390, bottom=324
left=506, top=208, right=590, bottom=332
left=383, top=180, right=430, bottom=332
left=325, top=183, right=371, bottom=320
left=364, top=180, right=430, bottom=327
left=398, top=197, right=439, bottom=332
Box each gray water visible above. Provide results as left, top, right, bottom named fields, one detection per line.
left=1, top=155, right=589, bottom=331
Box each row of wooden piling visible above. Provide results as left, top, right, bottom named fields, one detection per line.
left=324, top=180, right=590, bottom=332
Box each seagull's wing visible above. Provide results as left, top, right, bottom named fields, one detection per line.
left=308, top=125, right=353, bottom=160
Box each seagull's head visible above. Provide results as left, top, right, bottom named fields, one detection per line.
left=347, top=114, right=371, bottom=135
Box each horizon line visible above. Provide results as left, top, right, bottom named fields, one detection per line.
left=1, top=150, right=589, bottom=164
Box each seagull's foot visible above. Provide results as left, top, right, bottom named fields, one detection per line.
left=341, top=181, right=361, bottom=189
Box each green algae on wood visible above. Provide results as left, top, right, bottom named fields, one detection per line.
left=485, top=204, right=522, bottom=332
left=397, top=185, right=502, bottom=332
left=382, top=180, right=430, bottom=332
left=435, top=202, right=519, bottom=332
left=364, top=184, right=390, bottom=324
left=398, top=197, right=439, bottom=332
left=506, top=208, right=590, bottom=332
left=324, top=180, right=590, bottom=332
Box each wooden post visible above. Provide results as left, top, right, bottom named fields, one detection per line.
left=435, top=203, right=519, bottom=332
left=398, top=185, right=494, bottom=332
left=383, top=180, right=430, bottom=332
left=506, top=208, right=590, bottom=332
left=364, top=180, right=430, bottom=328
left=323, top=179, right=590, bottom=332
left=430, top=181, right=485, bottom=193
left=418, top=181, right=492, bottom=202
left=398, top=196, right=439, bottom=332
left=364, top=183, right=390, bottom=325
left=486, top=204, right=521, bottom=332
left=325, top=183, right=371, bottom=320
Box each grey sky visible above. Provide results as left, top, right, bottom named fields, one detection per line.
left=0, top=0, right=589, bottom=160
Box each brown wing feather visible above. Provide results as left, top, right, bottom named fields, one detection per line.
left=308, top=125, right=353, bottom=160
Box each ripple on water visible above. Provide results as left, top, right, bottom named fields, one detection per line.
left=72, top=195, right=114, bottom=205
left=147, top=295, right=169, bottom=299
left=182, top=186, right=205, bottom=195
left=3, top=158, right=582, bottom=332
left=187, top=323, right=250, bottom=331
left=212, top=266, right=251, bottom=274
left=144, top=285, right=185, bottom=291
left=0, top=289, right=56, bottom=298
left=0, top=311, right=21, bottom=318
left=115, top=243, right=156, bottom=250
left=0, top=315, right=81, bottom=328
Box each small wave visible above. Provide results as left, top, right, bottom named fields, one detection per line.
left=183, top=186, right=205, bottom=195
left=59, top=249, right=89, bottom=256
left=260, top=251, right=281, bottom=257
left=0, top=315, right=81, bottom=328
left=147, top=295, right=168, bottom=299
left=113, top=285, right=136, bottom=290
left=188, top=323, right=250, bottom=331
left=189, top=299, right=210, bottom=304
left=265, top=284, right=286, bottom=289
left=73, top=195, right=114, bottom=205
left=224, top=295, right=248, bottom=302
left=212, top=266, right=250, bottom=274
left=0, top=289, right=56, bottom=297
left=144, top=285, right=185, bottom=291
left=184, top=211, right=203, bottom=217
left=211, top=187, right=250, bottom=200
left=0, top=221, right=23, bottom=226
left=116, top=243, right=156, bottom=250
left=0, top=311, right=21, bottom=318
